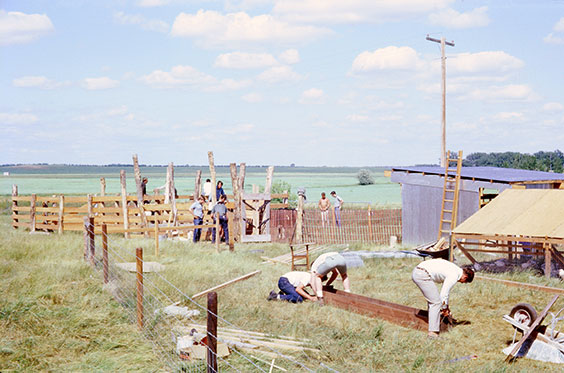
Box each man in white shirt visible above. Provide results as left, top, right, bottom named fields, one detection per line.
left=310, top=252, right=350, bottom=304
left=267, top=271, right=317, bottom=303
left=411, top=259, right=474, bottom=338
left=330, top=191, right=343, bottom=227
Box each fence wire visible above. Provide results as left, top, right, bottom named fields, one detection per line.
left=85, top=223, right=331, bottom=372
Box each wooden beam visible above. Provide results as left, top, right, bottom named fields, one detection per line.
left=12, top=184, right=18, bottom=229
left=192, top=270, right=261, bottom=300
left=120, top=170, right=129, bottom=239
left=194, top=170, right=202, bottom=200
left=453, top=239, right=477, bottom=264
left=230, top=163, right=240, bottom=242
left=208, top=151, right=217, bottom=205
left=475, top=275, right=564, bottom=295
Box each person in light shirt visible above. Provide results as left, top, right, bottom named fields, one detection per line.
left=310, top=252, right=350, bottom=305
left=411, top=258, right=474, bottom=338
left=267, top=271, right=317, bottom=303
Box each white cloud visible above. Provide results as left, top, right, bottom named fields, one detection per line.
left=492, top=112, right=525, bottom=122
left=447, top=51, right=524, bottom=74
left=13, top=76, right=69, bottom=89
left=214, top=52, right=278, bottom=69
left=114, top=11, right=169, bottom=33
left=141, top=65, right=215, bottom=88
left=543, top=102, right=564, bottom=112
left=170, top=10, right=331, bottom=47
left=428, top=6, right=490, bottom=29
left=544, top=33, right=564, bottom=45
left=0, top=10, right=54, bottom=46
left=273, top=0, right=453, bottom=24
left=300, top=88, right=325, bottom=104
left=462, top=84, right=535, bottom=101
left=351, top=46, right=423, bottom=72
left=279, top=49, right=300, bottom=64
left=242, top=92, right=263, bottom=103
left=82, top=77, right=120, bottom=90
left=0, top=112, right=38, bottom=125
left=312, top=120, right=329, bottom=127
left=554, top=17, right=564, bottom=32
left=222, top=123, right=255, bottom=134
left=257, top=66, right=303, bottom=83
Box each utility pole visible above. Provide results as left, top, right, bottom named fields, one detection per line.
left=426, top=35, right=454, bottom=167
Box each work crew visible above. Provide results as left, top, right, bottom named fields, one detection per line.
left=411, top=258, right=474, bottom=338
left=310, top=252, right=350, bottom=305
left=267, top=271, right=317, bottom=303
left=211, top=194, right=228, bottom=244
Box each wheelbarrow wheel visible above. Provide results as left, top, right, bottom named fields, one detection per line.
left=510, top=303, right=537, bottom=330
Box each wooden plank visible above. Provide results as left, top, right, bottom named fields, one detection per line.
left=194, top=170, right=201, bottom=200
left=230, top=163, right=240, bottom=242
left=36, top=206, right=59, bottom=213
left=453, top=239, right=477, bottom=264
left=12, top=195, right=30, bottom=202
left=505, top=295, right=559, bottom=362
left=476, top=275, right=564, bottom=295
left=64, top=196, right=88, bottom=203
left=192, top=270, right=261, bottom=299
left=30, top=194, right=36, bottom=232
left=12, top=206, right=31, bottom=212
left=100, top=177, right=106, bottom=196
left=550, top=246, right=564, bottom=269
left=92, top=196, right=122, bottom=203
left=58, top=195, right=64, bottom=234
left=36, top=196, right=60, bottom=203
left=454, top=233, right=564, bottom=246
left=120, top=170, right=129, bottom=239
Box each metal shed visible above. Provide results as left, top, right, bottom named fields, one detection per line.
left=390, top=166, right=564, bottom=245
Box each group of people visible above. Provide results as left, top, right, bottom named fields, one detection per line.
left=190, top=180, right=229, bottom=244
left=267, top=254, right=474, bottom=338
left=318, top=191, right=344, bottom=227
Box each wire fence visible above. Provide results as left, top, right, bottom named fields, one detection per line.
left=84, top=221, right=334, bottom=372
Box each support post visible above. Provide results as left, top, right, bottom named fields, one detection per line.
left=12, top=184, right=18, bottom=229
left=296, top=194, right=304, bottom=243
left=168, top=162, right=177, bottom=226
left=237, top=163, right=246, bottom=239
left=136, top=247, right=144, bottom=330
left=228, top=211, right=234, bottom=251
left=100, top=177, right=106, bottom=196
left=367, top=205, right=373, bottom=242
left=215, top=212, right=220, bottom=252
left=58, top=195, right=64, bottom=234
left=264, top=166, right=274, bottom=236
left=229, top=163, right=240, bottom=242
left=87, top=194, right=93, bottom=218
left=194, top=170, right=202, bottom=201
left=545, top=242, right=552, bottom=279
left=120, top=170, right=129, bottom=239
left=89, top=216, right=95, bottom=265
left=133, top=154, right=149, bottom=236
left=30, top=193, right=36, bottom=232
left=208, top=151, right=217, bottom=205
left=207, top=292, right=218, bottom=373
left=102, top=224, right=108, bottom=284
left=83, top=216, right=89, bottom=261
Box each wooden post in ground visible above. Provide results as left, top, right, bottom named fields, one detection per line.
left=102, top=224, right=108, bottom=284
left=229, top=163, right=240, bottom=242
left=215, top=212, right=220, bottom=252
left=120, top=170, right=129, bottom=239
left=58, top=195, right=64, bottom=234
left=237, top=163, right=246, bottom=240
left=227, top=211, right=234, bottom=251
left=207, top=291, right=218, bottom=373
left=88, top=217, right=95, bottom=265
left=12, top=185, right=18, bottom=229
left=136, top=247, right=144, bottom=330
left=154, top=223, right=159, bottom=257
left=194, top=170, right=202, bottom=201
left=208, top=151, right=217, bottom=205
left=252, top=185, right=259, bottom=235
left=100, top=177, right=106, bottom=196
left=295, top=194, right=304, bottom=243
left=83, top=216, right=89, bottom=261
left=30, top=194, right=36, bottom=232
left=87, top=194, right=93, bottom=218
left=169, top=163, right=177, bottom=225
left=133, top=154, right=149, bottom=236
left=545, top=242, right=552, bottom=279
left=264, top=166, right=274, bottom=236
left=367, top=205, right=373, bottom=242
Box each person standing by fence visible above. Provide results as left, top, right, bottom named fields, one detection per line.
left=190, top=196, right=205, bottom=243
left=211, top=195, right=229, bottom=244
left=330, top=191, right=343, bottom=227
left=318, top=192, right=331, bottom=227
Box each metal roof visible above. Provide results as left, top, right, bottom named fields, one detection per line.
left=453, top=189, right=564, bottom=238
left=391, top=166, right=564, bottom=184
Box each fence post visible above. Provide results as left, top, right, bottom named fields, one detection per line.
left=154, top=222, right=159, bottom=257
left=295, top=194, right=304, bottom=243
left=30, top=193, right=37, bottom=232
left=136, top=247, right=144, bottom=330
left=102, top=224, right=108, bottom=284
left=100, top=177, right=106, bottom=196
left=12, top=185, right=18, bottom=229
left=88, top=216, right=95, bottom=265
left=58, top=195, right=64, bottom=235
left=368, top=205, right=373, bottom=242
left=215, top=212, right=220, bottom=252
left=228, top=211, right=234, bottom=252
left=87, top=194, right=93, bottom=218
left=194, top=170, right=202, bottom=201
left=120, top=170, right=129, bottom=239
left=83, top=216, right=89, bottom=261
left=207, top=291, right=218, bottom=373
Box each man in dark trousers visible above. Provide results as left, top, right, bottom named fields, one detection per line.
left=211, top=194, right=228, bottom=243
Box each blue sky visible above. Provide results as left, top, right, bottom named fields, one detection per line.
left=1, top=0, right=563, bottom=166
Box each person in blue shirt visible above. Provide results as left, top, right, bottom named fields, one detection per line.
left=216, top=180, right=226, bottom=201
left=211, top=194, right=229, bottom=244
left=190, top=196, right=205, bottom=243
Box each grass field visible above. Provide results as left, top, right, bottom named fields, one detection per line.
left=2, top=196, right=564, bottom=371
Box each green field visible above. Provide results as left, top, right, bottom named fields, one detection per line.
left=0, top=165, right=401, bottom=206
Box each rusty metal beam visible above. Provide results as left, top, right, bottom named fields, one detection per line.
left=322, top=286, right=450, bottom=332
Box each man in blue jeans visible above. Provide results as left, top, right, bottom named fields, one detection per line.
left=211, top=195, right=229, bottom=243
left=190, top=195, right=205, bottom=243
left=267, top=271, right=317, bottom=303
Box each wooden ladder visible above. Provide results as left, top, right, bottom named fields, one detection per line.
left=438, top=150, right=463, bottom=241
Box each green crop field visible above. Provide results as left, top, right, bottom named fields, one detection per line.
left=0, top=165, right=401, bottom=206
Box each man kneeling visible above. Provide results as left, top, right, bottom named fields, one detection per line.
left=267, top=271, right=317, bottom=303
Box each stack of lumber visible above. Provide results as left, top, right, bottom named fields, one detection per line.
left=174, top=324, right=319, bottom=358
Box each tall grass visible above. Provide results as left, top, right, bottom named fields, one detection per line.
left=1, top=195, right=563, bottom=371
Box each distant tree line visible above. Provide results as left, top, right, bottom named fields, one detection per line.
left=463, top=150, right=564, bottom=173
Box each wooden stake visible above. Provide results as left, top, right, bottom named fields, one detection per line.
left=58, top=195, right=64, bottom=234
left=102, top=224, right=108, bottom=284
left=192, top=270, right=261, bottom=299
left=229, top=163, right=240, bottom=242
left=30, top=193, right=36, bottom=232
left=88, top=216, right=95, bottom=265
left=120, top=170, right=129, bottom=239
left=194, top=170, right=202, bottom=201
left=544, top=242, right=552, bottom=279
left=12, top=184, right=18, bottom=229
left=228, top=211, right=234, bottom=251
left=295, top=194, right=304, bottom=244
left=87, top=194, right=93, bottom=218
left=264, top=166, right=274, bottom=236
left=136, top=247, right=144, bottom=330
left=133, top=154, right=149, bottom=236
left=207, top=292, right=218, bottom=373
left=100, top=177, right=106, bottom=196
left=208, top=151, right=217, bottom=205
left=83, top=216, right=89, bottom=261
left=237, top=163, right=246, bottom=239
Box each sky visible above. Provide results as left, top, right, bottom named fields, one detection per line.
left=1, top=0, right=564, bottom=167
